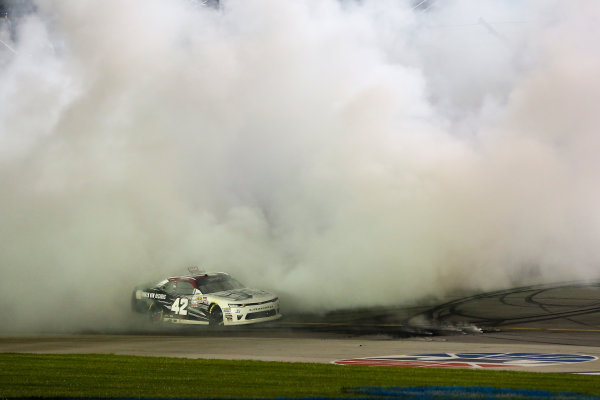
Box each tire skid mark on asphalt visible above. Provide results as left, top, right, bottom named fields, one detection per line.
left=415, top=280, right=600, bottom=330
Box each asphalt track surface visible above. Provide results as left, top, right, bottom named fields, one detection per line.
left=2, top=281, right=600, bottom=374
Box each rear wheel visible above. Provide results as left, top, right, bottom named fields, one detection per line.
left=148, top=302, right=164, bottom=323
left=131, top=289, right=147, bottom=313
left=208, top=304, right=223, bottom=326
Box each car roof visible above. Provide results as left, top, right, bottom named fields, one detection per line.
left=168, top=272, right=229, bottom=281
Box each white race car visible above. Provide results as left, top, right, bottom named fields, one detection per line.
left=131, top=268, right=281, bottom=326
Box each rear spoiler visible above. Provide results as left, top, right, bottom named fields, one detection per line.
left=188, top=266, right=205, bottom=275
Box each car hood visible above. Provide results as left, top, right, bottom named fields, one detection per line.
left=208, top=288, right=276, bottom=304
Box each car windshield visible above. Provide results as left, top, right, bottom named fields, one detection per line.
left=195, top=276, right=244, bottom=294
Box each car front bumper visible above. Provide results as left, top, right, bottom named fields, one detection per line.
left=223, top=301, right=281, bottom=325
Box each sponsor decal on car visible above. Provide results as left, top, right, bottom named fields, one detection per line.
left=333, top=353, right=598, bottom=369
left=249, top=305, right=275, bottom=312
left=142, top=292, right=166, bottom=300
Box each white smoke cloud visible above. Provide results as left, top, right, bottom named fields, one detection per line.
left=1, top=0, right=600, bottom=332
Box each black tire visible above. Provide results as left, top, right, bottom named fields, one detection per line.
left=208, top=304, right=223, bottom=326
left=148, top=302, right=164, bottom=323
left=131, top=290, right=147, bottom=313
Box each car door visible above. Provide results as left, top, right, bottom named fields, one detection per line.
left=160, top=280, right=178, bottom=315
left=169, top=280, right=196, bottom=320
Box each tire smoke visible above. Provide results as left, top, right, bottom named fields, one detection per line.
left=1, top=0, right=600, bottom=332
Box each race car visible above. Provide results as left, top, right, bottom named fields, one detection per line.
left=131, top=268, right=281, bottom=326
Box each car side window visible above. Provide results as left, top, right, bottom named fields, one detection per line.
left=175, top=281, right=195, bottom=296
left=164, top=281, right=176, bottom=294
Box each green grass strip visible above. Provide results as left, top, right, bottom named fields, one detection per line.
left=1, top=353, right=599, bottom=398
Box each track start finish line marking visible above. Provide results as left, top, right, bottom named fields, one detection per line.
left=333, top=353, right=597, bottom=368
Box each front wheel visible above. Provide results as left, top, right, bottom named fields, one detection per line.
left=208, top=304, right=223, bottom=326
